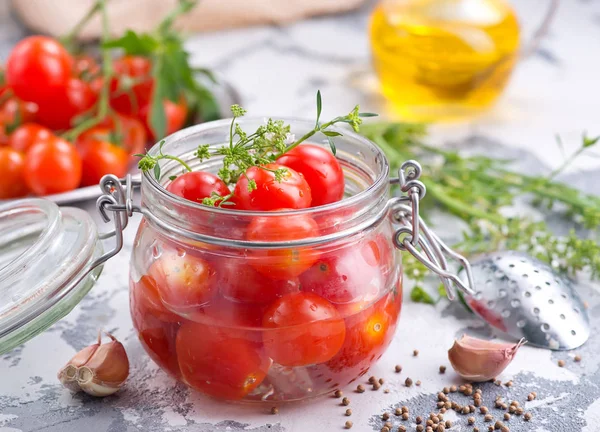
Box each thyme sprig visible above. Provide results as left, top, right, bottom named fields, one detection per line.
left=138, top=91, right=377, bottom=206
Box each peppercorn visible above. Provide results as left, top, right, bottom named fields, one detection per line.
left=508, top=406, right=515, bottom=414
left=379, top=378, right=385, bottom=385
left=416, top=416, right=423, bottom=424
left=345, top=421, right=353, bottom=429
left=334, top=390, right=343, bottom=398
left=445, top=420, right=452, bottom=428
left=373, top=382, right=381, bottom=390
left=369, top=376, right=377, bottom=384
left=524, top=413, right=532, bottom=421
left=395, top=408, right=403, bottom=416
left=342, top=397, right=350, bottom=406
left=270, top=407, right=279, bottom=415
left=487, top=427, right=494, bottom=432
left=413, top=350, right=419, bottom=357
left=526, top=393, right=534, bottom=401
left=416, top=426, right=424, bottom=432
left=356, top=385, right=365, bottom=393
left=383, top=413, right=391, bottom=420
left=503, top=413, right=510, bottom=421
left=575, top=355, right=582, bottom=362
left=381, top=427, right=390, bottom=432
left=484, top=414, right=493, bottom=422
left=481, top=407, right=489, bottom=414
left=402, top=413, right=409, bottom=421
left=405, top=378, right=413, bottom=387
left=345, top=409, right=352, bottom=416
left=450, top=385, right=457, bottom=393
left=395, top=365, right=403, bottom=373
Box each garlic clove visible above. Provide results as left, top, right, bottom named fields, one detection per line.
left=448, top=334, right=526, bottom=382
left=58, top=332, right=129, bottom=397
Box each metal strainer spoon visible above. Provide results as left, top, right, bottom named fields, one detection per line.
left=458, top=251, right=590, bottom=350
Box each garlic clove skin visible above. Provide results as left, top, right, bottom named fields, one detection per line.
left=58, top=332, right=129, bottom=397
left=448, top=334, right=526, bottom=382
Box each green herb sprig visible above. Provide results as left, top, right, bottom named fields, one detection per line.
left=361, top=123, right=600, bottom=302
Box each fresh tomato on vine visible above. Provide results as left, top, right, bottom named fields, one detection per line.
left=246, top=212, right=320, bottom=280
left=232, top=164, right=312, bottom=210
left=0, top=97, right=38, bottom=127
left=23, top=136, right=82, bottom=195
left=166, top=171, right=230, bottom=204
left=0, top=148, right=29, bottom=199
left=276, top=144, right=344, bottom=206
left=262, top=292, right=346, bottom=367
left=72, top=54, right=101, bottom=80
left=8, top=123, right=53, bottom=153
left=139, top=97, right=188, bottom=140
left=93, top=114, right=147, bottom=157
left=176, top=320, right=271, bottom=400
left=76, top=138, right=129, bottom=186
left=5, top=36, right=73, bottom=105
left=109, top=55, right=153, bottom=117
left=36, top=78, right=97, bottom=130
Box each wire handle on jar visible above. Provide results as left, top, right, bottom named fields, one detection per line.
left=389, top=161, right=475, bottom=300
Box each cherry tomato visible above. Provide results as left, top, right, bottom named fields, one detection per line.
left=130, top=278, right=181, bottom=377
left=326, top=289, right=401, bottom=374
left=24, top=136, right=81, bottom=195
left=187, top=296, right=267, bottom=329
left=139, top=97, right=188, bottom=140
left=167, top=171, right=230, bottom=204
left=232, top=164, right=312, bottom=210
left=276, top=144, right=344, bottom=206
left=88, top=114, right=147, bottom=157
left=262, top=292, right=346, bottom=367
left=110, top=55, right=153, bottom=116
left=73, top=54, right=101, bottom=80
left=0, top=148, right=29, bottom=198
left=215, top=259, right=299, bottom=304
left=8, top=123, right=53, bottom=153
left=131, top=275, right=181, bottom=323
left=36, top=78, right=97, bottom=130
left=6, top=36, right=73, bottom=104
left=76, top=139, right=129, bottom=187
left=177, top=321, right=271, bottom=400
left=300, top=236, right=389, bottom=304
left=148, top=249, right=218, bottom=312
left=246, top=212, right=320, bottom=280
left=0, top=97, right=38, bottom=126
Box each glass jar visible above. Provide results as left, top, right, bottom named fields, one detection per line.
left=129, top=118, right=403, bottom=402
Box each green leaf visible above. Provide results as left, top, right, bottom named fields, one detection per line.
left=169, top=175, right=177, bottom=181
left=358, top=112, right=378, bottom=118
left=327, top=137, right=336, bottom=155
left=322, top=130, right=342, bottom=137
left=316, top=90, right=322, bottom=125
left=410, top=286, right=435, bottom=304
left=103, top=30, right=158, bottom=55
left=153, top=163, right=161, bottom=180
left=583, top=134, right=600, bottom=148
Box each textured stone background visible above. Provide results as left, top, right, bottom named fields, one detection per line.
left=2, top=1, right=600, bottom=431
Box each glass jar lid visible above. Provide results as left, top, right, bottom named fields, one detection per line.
left=0, top=198, right=104, bottom=355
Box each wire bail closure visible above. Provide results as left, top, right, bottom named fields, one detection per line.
left=390, top=161, right=475, bottom=300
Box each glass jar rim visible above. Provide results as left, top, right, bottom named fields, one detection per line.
left=142, top=117, right=390, bottom=218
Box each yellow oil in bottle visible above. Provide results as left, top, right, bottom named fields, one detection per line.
left=370, top=0, right=520, bottom=121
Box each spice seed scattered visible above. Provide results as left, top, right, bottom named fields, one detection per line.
left=524, top=413, right=532, bottom=421
left=494, top=421, right=503, bottom=430
left=473, top=428, right=479, bottom=432
left=515, top=408, right=523, bottom=416
left=510, top=401, right=518, bottom=407
left=474, top=399, right=482, bottom=407
left=468, top=417, right=475, bottom=425
left=357, top=385, right=365, bottom=393
left=402, top=413, right=410, bottom=420
left=270, top=407, right=279, bottom=415
left=405, top=378, right=413, bottom=387
left=437, top=402, right=445, bottom=409
left=373, top=382, right=381, bottom=390
left=417, top=426, right=424, bottom=432
left=450, top=385, right=457, bottom=393
left=384, top=389, right=390, bottom=394
left=416, top=416, right=423, bottom=424
left=527, top=393, right=535, bottom=401
left=381, top=427, right=389, bottom=432
left=437, top=413, right=444, bottom=421
left=558, top=360, right=565, bottom=367
left=345, top=421, right=353, bottom=429
left=440, top=408, right=447, bottom=414
left=462, top=407, right=470, bottom=414
left=399, top=426, right=407, bottom=432
left=438, top=392, right=446, bottom=401
left=426, top=420, right=434, bottom=427
left=575, top=355, right=582, bottom=362
left=369, top=376, right=377, bottom=384
left=508, top=406, right=515, bottom=414
left=379, top=378, right=385, bottom=385
left=383, top=413, right=391, bottom=420
left=504, top=381, right=513, bottom=387
left=334, top=390, right=343, bottom=398
left=426, top=427, right=433, bottom=432
left=395, top=365, right=403, bottom=373
left=480, top=407, right=489, bottom=414
left=488, top=427, right=494, bottom=432
left=439, top=365, right=447, bottom=374
left=385, top=421, right=393, bottom=429
left=484, top=414, right=493, bottom=422
left=345, top=409, right=352, bottom=416
left=469, top=405, right=476, bottom=413
left=395, top=408, right=403, bottom=416
left=443, top=387, right=450, bottom=394
left=342, top=397, right=350, bottom=406
left=503, top=413, right=510, bottom=421
left=436, top=425, right=445, bottom=432
left=430, top=413, right=438, bottom=420
left=402, top=406, right=409, bottom=413
left=494, top=380, right=501, bottom=386
left=416, top=380, right=422, bottom=386
left=445, top=420, right=452, bottom=428
left=413, top=350, right=419, bottom=357
left=444, top=402, right=452, bottom=409
left=500, top=427, right=509, bottom=432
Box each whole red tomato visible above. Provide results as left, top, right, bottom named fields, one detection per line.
left=8, top=123, right=53, bottom=153
left=246, top=212, right=320, bottom=280
left=85, top=114, right=147, bottom=157
left=148, top=249, right=218, bottom=313
left=0, top=148, right=29, bottom=198
left=0, top=97, right=39, bottom=126
left=300, top=236, right=390, bottom=304
left=23, top=136, right=81, bottom=195
left=215, top=259, right=299, bottom=304
left=176, top=321, right=271, bottom=400
left=36, top=78, right=97, bottom=130
left=187, top=296, right=267, bottom=329
left=262, top=292, right=346, bottom=367
left=232, top=164, right=312, bottom=210
left=131, top=275, right=181, bottom=323
left=6, top=36, right=73, bottom=104
left=276, top=144, right=344, bottom=206
left=109, top=55, right=154, bottom=116
left=72, top=54, right=100, bottom=80
left=76, top=139, right=129, bottom=187
left=139, top=97, right=188, bottom=140
left=166, top=171, right=230, bottom=204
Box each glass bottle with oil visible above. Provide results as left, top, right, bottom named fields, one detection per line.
left=370, top=0, right=521, bottom=121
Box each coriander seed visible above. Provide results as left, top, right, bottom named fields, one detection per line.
left=524, top=413, right=532, bottom=421
left=399, top=426, right=407, bottom=432
left=356, top=385, right=365, bottom=393
left=373, top=382, right=381, bottom=390
left=527, top=393, right=535, bottom=401
left=402, top=412, right=410, bottom=420
left=426, top=427, right=433, bottom=432
left=443, top=387, right=450, bottom=394
left=342, top=397, right=350, bottom=406
left=369, top=376, right=377, bottom=384
left=575, top=355, right=582, bottom=362
left=558, top=359, right=566, bottom=367
left=438, top=392, right=446, bottom=401
left=500, top=427, right=509, bottom=432
left=383, top=413, right=391, bottom=420
left=480, top=407, right=489, bottom=414
left=426, top=420, right=434, bottom=427
left=515, top=408, right=523, bottom=416
left=345, top=421, right=353, bottom=429
left=494, top=421, right=503, bottom=429
left=444, top=402, right=451, bottom=409
left=468, top=417, right=475, bottom=425
left=395, top=365, right=402, bottom=373
left=445, top=420, right=452, bottom=428
left=395, top=408, right=403, bottom=416
left=416, top=416, right=423, bottom=424
left=488, top=427, right=494, bottom=432
left=469, top=405, right=476, bottom=413
left=508, top=406, right=515, bottom=414
left=462, top=407, right=470, bottom=414
left=384, top=389, right=390, bottom=394
left=503, top=413, right=510, bottom=421
left=334, top=390, right=343, bottom=398
left=437, top=413, right=444, bottom=421
left=381, top=427, right=390, bottom=432
left=440, top=408, right=447, bottom=414
left=504, top=381, right=513, bottom=387
left=416, top=380, right=422, bottom=386
left=473, top=428, right=479, bottom=432
left=437, top=402, right=445, bottom=409
left=345, top=409, right=352, bottom=416
left=379, top=378, right=385, bottom=385
left=405, top=378, right=413, bottom=387
left=484, top=414, right=493, bottom=422
left=494, top=380, right=501, bottom=386
left=474, top=399, right=482, bottom=407
left=436, top=425, right=445, bottom=432
left=402, top=406, right=409, bottom=413
left=509, top=401, right=518, bottom=407
left=450, top=385, right=457, bottom=393
left=270, top=407, right=279, bottom=415
left=417, top=426, right=424, bottom=432
left=385, top=421, right=393, bottom=429
left=459, top=385, right=466, bottom=393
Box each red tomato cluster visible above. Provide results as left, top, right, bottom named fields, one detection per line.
left=0, top=35, right=189, bottom=199
left=131, top=147, right=401, bottom=400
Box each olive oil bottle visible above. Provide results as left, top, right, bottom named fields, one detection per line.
left=370, top=0, right=520, bottom=121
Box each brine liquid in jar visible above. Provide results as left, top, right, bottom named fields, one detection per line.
left=370, top=0, right=520, bottom=121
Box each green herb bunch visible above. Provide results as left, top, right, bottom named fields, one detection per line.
left=361, top=123, right=600, bottom=303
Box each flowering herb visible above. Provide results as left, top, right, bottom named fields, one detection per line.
left=138, top=90, right=377, bottom=207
